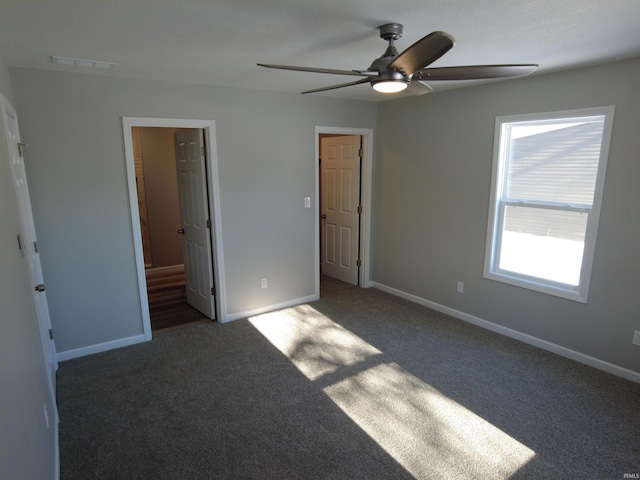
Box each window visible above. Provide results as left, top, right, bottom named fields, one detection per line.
left=484, top=106, right=614, bottom=302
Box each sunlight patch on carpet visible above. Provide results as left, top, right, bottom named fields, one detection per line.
left=249, top=304, right=381, bottom=380
left=324, top=362, right=535, bottom=480
left=249, top=305, right=535, bottom=478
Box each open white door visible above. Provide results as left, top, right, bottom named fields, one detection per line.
left=174, top=129, right=216, bottom=319
left=1, top=95, right=58, bottom=391
left=320, top=135, right=361, bottom=285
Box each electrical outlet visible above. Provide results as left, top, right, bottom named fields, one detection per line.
left=304, top=197, right=311, bottom=208
left=633, top=330, right=640, bottom=346
left=261, top=278, right=268, bottom=289
left=457, top=281, right=464, bottom=294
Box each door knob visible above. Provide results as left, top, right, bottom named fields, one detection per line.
left=321, top=214, right=327, bottom=219
left=35, top=284, right=46, bottom=292
left=177, top=228, right=185, bottom=234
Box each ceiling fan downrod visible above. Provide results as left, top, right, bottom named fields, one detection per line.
left=369, top=23, right=404, bottom=72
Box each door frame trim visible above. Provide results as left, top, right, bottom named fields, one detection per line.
left=315, top=126, right=374, bottom=295
left=122, top=117, right=227, bottom=338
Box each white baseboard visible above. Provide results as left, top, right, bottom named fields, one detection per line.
left=55, top=293, right=321, bottom=359
left=372, top=281, right=640, bottom=384
left=223, top=293, right=319, bottom=323
left=56, top=334, right=148, bottom=362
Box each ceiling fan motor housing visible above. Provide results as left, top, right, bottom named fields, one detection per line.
left=368, top=45, right=401, bottom=72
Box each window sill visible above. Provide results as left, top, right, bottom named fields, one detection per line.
left=483, top=270, right=588, bottom=303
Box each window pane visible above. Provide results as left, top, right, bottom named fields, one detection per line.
left=499, top=206, right=587, bottom=286
left=506, top=118, right=605, bottom=205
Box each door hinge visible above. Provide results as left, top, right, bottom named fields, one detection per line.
left=17, top=142, right=28, bottom=157
left=358, top=148, right=363, bottom=158
left=356, top=259, right=362, bottom=267
left=206, top=219, right=211, bottom=229
left=201, top=146, right=205, bottom=156
left=211, top=287, right=215, bottom=295
left=48, top=328, right=54, bottom=340
left=357, top=205, right=362, bottom=214
left=33, top=241, right=39, bottom=253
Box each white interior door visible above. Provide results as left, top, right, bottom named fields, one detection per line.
left=320, top=135, right=361, bottom=285
left=174, top=129, right=216, bottom=319
left=1, top=95, right=58, bottom=391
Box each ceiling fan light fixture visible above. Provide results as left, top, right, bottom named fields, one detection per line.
left=371, top=70, right=409, bottom=93
left=372, top=80, right=409, bottom=93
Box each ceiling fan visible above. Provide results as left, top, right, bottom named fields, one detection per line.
left=258, top=23, right=538, bottom=95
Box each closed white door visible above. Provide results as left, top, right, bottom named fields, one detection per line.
left=174, top=129, right=215, bottom=319
left=1, top=95, right=58, bottom=391
left=320, top=135, right=361, bottom=285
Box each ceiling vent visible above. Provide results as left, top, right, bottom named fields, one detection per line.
left=51, top=56, right=117, bottom=69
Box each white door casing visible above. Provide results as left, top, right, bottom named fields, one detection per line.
left=174, top=129, right=216, bottom=319
left=1, top=94, right=58, bottom=392
left=320, top=135, right=361, bottom=285
left=122, top=117, right=226, bottom=332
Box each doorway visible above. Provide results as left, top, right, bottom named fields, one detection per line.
left=123, top=117, right=226, bottom=339
left=315, top=126, right=373, bottom=295
left=133, top=126, right=214, bottom=331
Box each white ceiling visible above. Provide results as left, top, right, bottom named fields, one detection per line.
left=1, top=0, right=640, bottom=102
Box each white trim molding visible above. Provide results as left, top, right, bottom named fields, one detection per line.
left=225, top=293, right=319, bottom=323
left=56, top=334, right=147, bottom=362
left=372, top=281, right=640, bottom=384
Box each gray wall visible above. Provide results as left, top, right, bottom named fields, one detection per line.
left=9, top=68, right=377, bottom=353
left=139, top=127, right=183, bottom=268
left=0, top=54, right=57, bottom=479
left=374, top=58, right=640, bottom=374
left=0, top=50, right=12, bottom=102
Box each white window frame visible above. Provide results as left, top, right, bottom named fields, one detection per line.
left=483, top=106, right=615, bottom=302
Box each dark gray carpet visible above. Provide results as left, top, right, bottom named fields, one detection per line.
left=57, top=276, right=640, bottom=479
